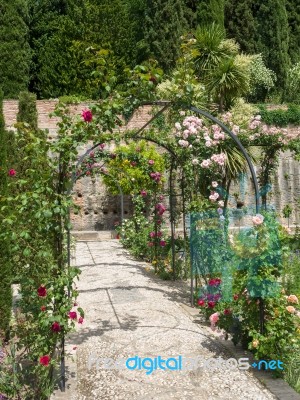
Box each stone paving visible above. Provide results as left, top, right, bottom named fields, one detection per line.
left=56, top=240, right=277, bottom=400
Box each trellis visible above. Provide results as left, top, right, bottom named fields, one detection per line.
left=60, top=101, right=261, bottom=391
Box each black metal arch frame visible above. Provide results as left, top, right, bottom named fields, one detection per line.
left=60, top=100, right=261, bottom=391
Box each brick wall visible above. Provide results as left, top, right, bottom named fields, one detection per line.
left=3, top=100, right=300, bottom=230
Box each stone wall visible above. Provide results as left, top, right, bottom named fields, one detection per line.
left=3, top=100, right=300, bottom=230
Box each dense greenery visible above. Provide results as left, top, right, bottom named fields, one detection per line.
left=0, top=92, right=12, bottom=338
left=0, top=0, right=31, bottom=98
left=0, top=0, right=299, bottom=99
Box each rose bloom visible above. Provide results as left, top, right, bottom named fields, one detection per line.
left=209, top=312, right=219, bottom=324
left=40, top=305, right=46, bottom=311
left=148, top=160, right=155, bottom=165
left=233, top=294, right=239, bottom=301
left=211, top=181, right=218, bottom=188
left=8, top=169, right=16, bottom=176
left=287, top=295, right=299, bottom=304
left=37, top=285, right=47, bottom=297
left=69, top=311, right=77, bottom=320
left=149, top=232, right=156, bottom=238
left=140, top=190, right=147, bottom=197
left=197, top=299, right=205, bottom=307
left=39, top=355, right=50, bottom=366
left=252, top=214, right=264, bottom=225
left=286, top=306, right=296, bottom=314
left=207, top=301, right=216, bottom=308
left=224, top=309, right=231, bottom=315
left=51, top=322, right=61, bottom=332
left=82, top=109, right=93, bottom=122
left=252, top=340, right=259, bottom=348
left=159, top=240, right=166, bottom=247
left=78, top=317, right=84, bottom=324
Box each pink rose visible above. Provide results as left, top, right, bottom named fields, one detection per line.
left=209, top=312, right=219, bottom=324
left=159, top=240, right=166, bottom=247
left=252, top=214, right=264, bottom=225
left=140, top=190, right=147, bottom=197
left=149, top=232, right=156, bottom=238
left=78, top=317, right=84, bottom=324
left=148, top=160, right=155, bottom=165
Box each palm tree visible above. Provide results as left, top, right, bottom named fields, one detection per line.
left=191, top=23, right=252, bottom=111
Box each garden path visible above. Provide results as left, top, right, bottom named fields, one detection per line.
left=53, top=240, right=276, bottom=400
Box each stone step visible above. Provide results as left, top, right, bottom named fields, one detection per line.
left=71, top=230, right=119, bottom=241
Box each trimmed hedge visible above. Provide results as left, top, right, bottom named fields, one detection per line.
left=258, top=104, right=300, bottom=127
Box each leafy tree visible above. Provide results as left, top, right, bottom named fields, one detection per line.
left=253, top=0, right=290, bottom=92
left=286, top=0, right=300, bottom=64
left=138, top=0, right=187, bottom=71
left=0, top=1, right=31, bottom=98
left=196, top=0, right=225, bottom=28
left=225, top=0, right=257, bottom=54
left=28, top=0, right=69, bottom=96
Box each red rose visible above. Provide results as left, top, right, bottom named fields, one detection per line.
left=8, top=169, right=16, bottom=176
left=69, top=311, right=77, bottom=320
left=197, top=299, right=205, bottom=307
left=208, top=301, right=216, bottom=308
left=82, top=109, right=93, bottom=122
left=78, top=317, right=84, bottom=324
left=37, top=285, right=47, bottom=297
left=51, top=322, right=61, bottom=332
left=39, top=355, right=50, bottom=366
left=130, top=161, right=137, bottom=167
left=224, top=309, right=231, bottom=315
left=233, top=294, right=239, bottom=301
left=40, top=306, right=46, bottom=311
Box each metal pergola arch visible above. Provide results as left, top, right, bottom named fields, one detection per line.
left=60, top=100, right=262, bottom=391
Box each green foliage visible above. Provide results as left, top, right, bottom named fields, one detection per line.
left=0, top=0, right=31, bottom=98
left=196, top=0, right=225, bottom=28
left=254, top=0, right=290, bottom=93
left=17, top=92, right=38, bottom=130
left=101, top=141, right=166, bottom=195
left=225, top=0, right=256, bottom=54
left=0, top=91, right=12, bottom=337
left=286, top=0, right=300, bottom=64
left=258, top=104, right=300, bottom=127
left=248, top=54, right=276, bottom=102
left=286, top=62, right=300, bottom=103
left=138, top=0, right=187, bottom=71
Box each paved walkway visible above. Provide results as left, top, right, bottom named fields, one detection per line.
left=55, top=240, right=276, bottom=400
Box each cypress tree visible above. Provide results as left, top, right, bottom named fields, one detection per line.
left=17, top=92, right=38, bottom=131
left=225, top=0, right=257, bottom=54
left=0, top=91, right=12, bottom=338
left=139, top=0, right=187, bottom=71
left=254, top=0, right=290, bottom=91
left=286, top=0, right=300, bottom=64
left=0, top=1, right=31, bottom=98
left=196, top=0, right=225, bottom=28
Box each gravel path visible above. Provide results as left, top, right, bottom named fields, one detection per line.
left=66, top=240, right=276, bottom=400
